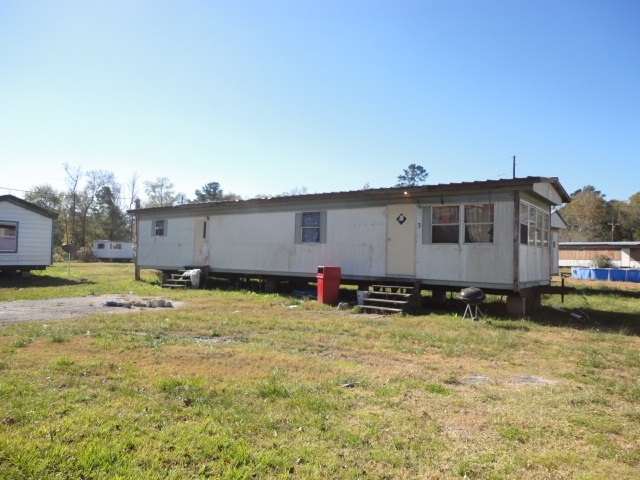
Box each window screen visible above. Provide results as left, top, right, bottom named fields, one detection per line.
left=0, top=222, right=17, bottom=253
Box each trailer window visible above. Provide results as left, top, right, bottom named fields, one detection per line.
left=0, top=222, right=18, bottom=253
left=464, top=204, right=494, bottom=243
left=112, top=243, right=122, bottom=249
left=302, top=212, right=321, bottom=242
left=431, top=206, right=459, bottom=243
left=295, top=211, right=327, bottom=244
left=153, top=220, right=166, bottom=237
left=96, top=243, right=105, bottom=249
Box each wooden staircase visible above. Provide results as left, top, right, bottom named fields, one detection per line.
left=161, top=271, right=191, bottom=289
left=360, top=283, right=421, bottom=315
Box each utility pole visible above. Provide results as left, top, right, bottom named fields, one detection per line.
left=134, top=198, right=141, bottom=280
left=608, top=215, right=618, bottom=242
left=512, top=155, right=516, bottom=179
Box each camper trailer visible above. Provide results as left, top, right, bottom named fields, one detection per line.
left=0, top=195, right=58, bottom=276
left=130, top=177, right=571, bottom=315
left=92, top=240, right=135, bottom=262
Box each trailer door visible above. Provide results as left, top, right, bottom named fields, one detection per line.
left=193, top=218, right=209, bottom=265
left=386, top=204, right=416, bottom=276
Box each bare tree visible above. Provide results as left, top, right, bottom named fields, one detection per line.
left=144, top=177, right=182, bottom=207
left=78, top=170, right=117, bottom=247
left=125, top=173, right=141, bottom=241
left=125, top=172, right=140, bottom=211
left=63, top=163, right=83, bottom=245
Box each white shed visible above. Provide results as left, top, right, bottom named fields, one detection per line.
left=130, top=176, right=571, bottom=315
left=0, top=195, right=58, bottom=275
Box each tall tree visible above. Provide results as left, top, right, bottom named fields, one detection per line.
left=627, top=192, right=640, bottom=240
left=24, top=185, right=62, bottom=211
left=607, top=192, right=640, bottom=241
left=559, top=186, right=608, bottom=241
left=396, top=164, right=428, bottom=187
left=92, top=186, right=130, bottom=241
left=193, top=182, right=224, bottom=202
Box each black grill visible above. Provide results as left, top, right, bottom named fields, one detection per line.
left=459, top=287, right=485, bottom=321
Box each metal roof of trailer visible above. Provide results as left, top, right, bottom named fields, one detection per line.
left=0, top=194, right=59, bottom=219
left=129, top=176, right=571, bottom=214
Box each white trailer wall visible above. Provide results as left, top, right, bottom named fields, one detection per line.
left=0, top=201, right=54, bottom=268
left=210, top=206, right=389, bottom=277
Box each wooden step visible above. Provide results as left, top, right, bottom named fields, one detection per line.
left=367, top=291, right=412, bottom=299
left=370, top=285, right=414, bottom=293
left=360, top=305, right=404, bottom=314
left=161, top=272, right=192, bottom=289
left=359, top=281, right=422, bottom=314
left=362, top=297, right=409, bottom=306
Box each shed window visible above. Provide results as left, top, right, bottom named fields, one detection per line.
left=520, top=202, right=549, bottom=248
left=464, top=204, right=494, bottom=243
left=0, top=222, right=17, bottom=253
left=431, top=206, right=459, bottom=243
left=153, top=220, right=167, bottom=237
left=295, top=211, right=327, bottom=244
left=520, top=203, right=529, bottom=245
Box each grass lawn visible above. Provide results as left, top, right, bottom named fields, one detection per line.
left=1, top=263, right=639, bottom=479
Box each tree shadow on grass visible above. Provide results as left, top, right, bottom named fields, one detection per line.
left=0, top=275, right=94, bottom=289
left=431, top=293, right=640, bottom=336
left=566, top=284, right=640, bottom=300
left=530, top=306, right=640, bottom=336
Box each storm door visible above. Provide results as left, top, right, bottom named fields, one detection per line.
left=193, top=218, right=209, bottom=265
left=386, top=204, right=416, bottom=276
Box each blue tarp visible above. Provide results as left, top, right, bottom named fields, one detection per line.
left=571, top=268, right=640, bottom=283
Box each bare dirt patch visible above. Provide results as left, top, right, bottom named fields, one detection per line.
left=0, top=294, right=183, bottom=325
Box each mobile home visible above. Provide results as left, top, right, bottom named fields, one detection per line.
left=559, top=242, right=640, bottom=268
left=0, top=195, right=58, bottom=276
left=130, top=177, right=571, bottom=315
left=92, top=240, right=135, bottom=262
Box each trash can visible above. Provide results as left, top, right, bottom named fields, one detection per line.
left=316, top=266, right=341, bottom=305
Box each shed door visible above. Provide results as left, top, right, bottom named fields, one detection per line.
left=386, top=204, right=416, bottom=276
left=193, top=218, right=209, bottom=265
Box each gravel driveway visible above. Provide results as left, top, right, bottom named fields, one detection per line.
left=0, top=294, right=182, bottom=325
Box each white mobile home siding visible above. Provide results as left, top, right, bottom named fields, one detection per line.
left=0, top=200, right=55, bottom=269
left=416, top=198, right=515, bottom=288
left=138, top=200, right=519, bottom=290
left=212, top=207, right=390, bottom=277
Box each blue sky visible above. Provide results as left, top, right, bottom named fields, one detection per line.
left=1, top=0, right=638, bottom=203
